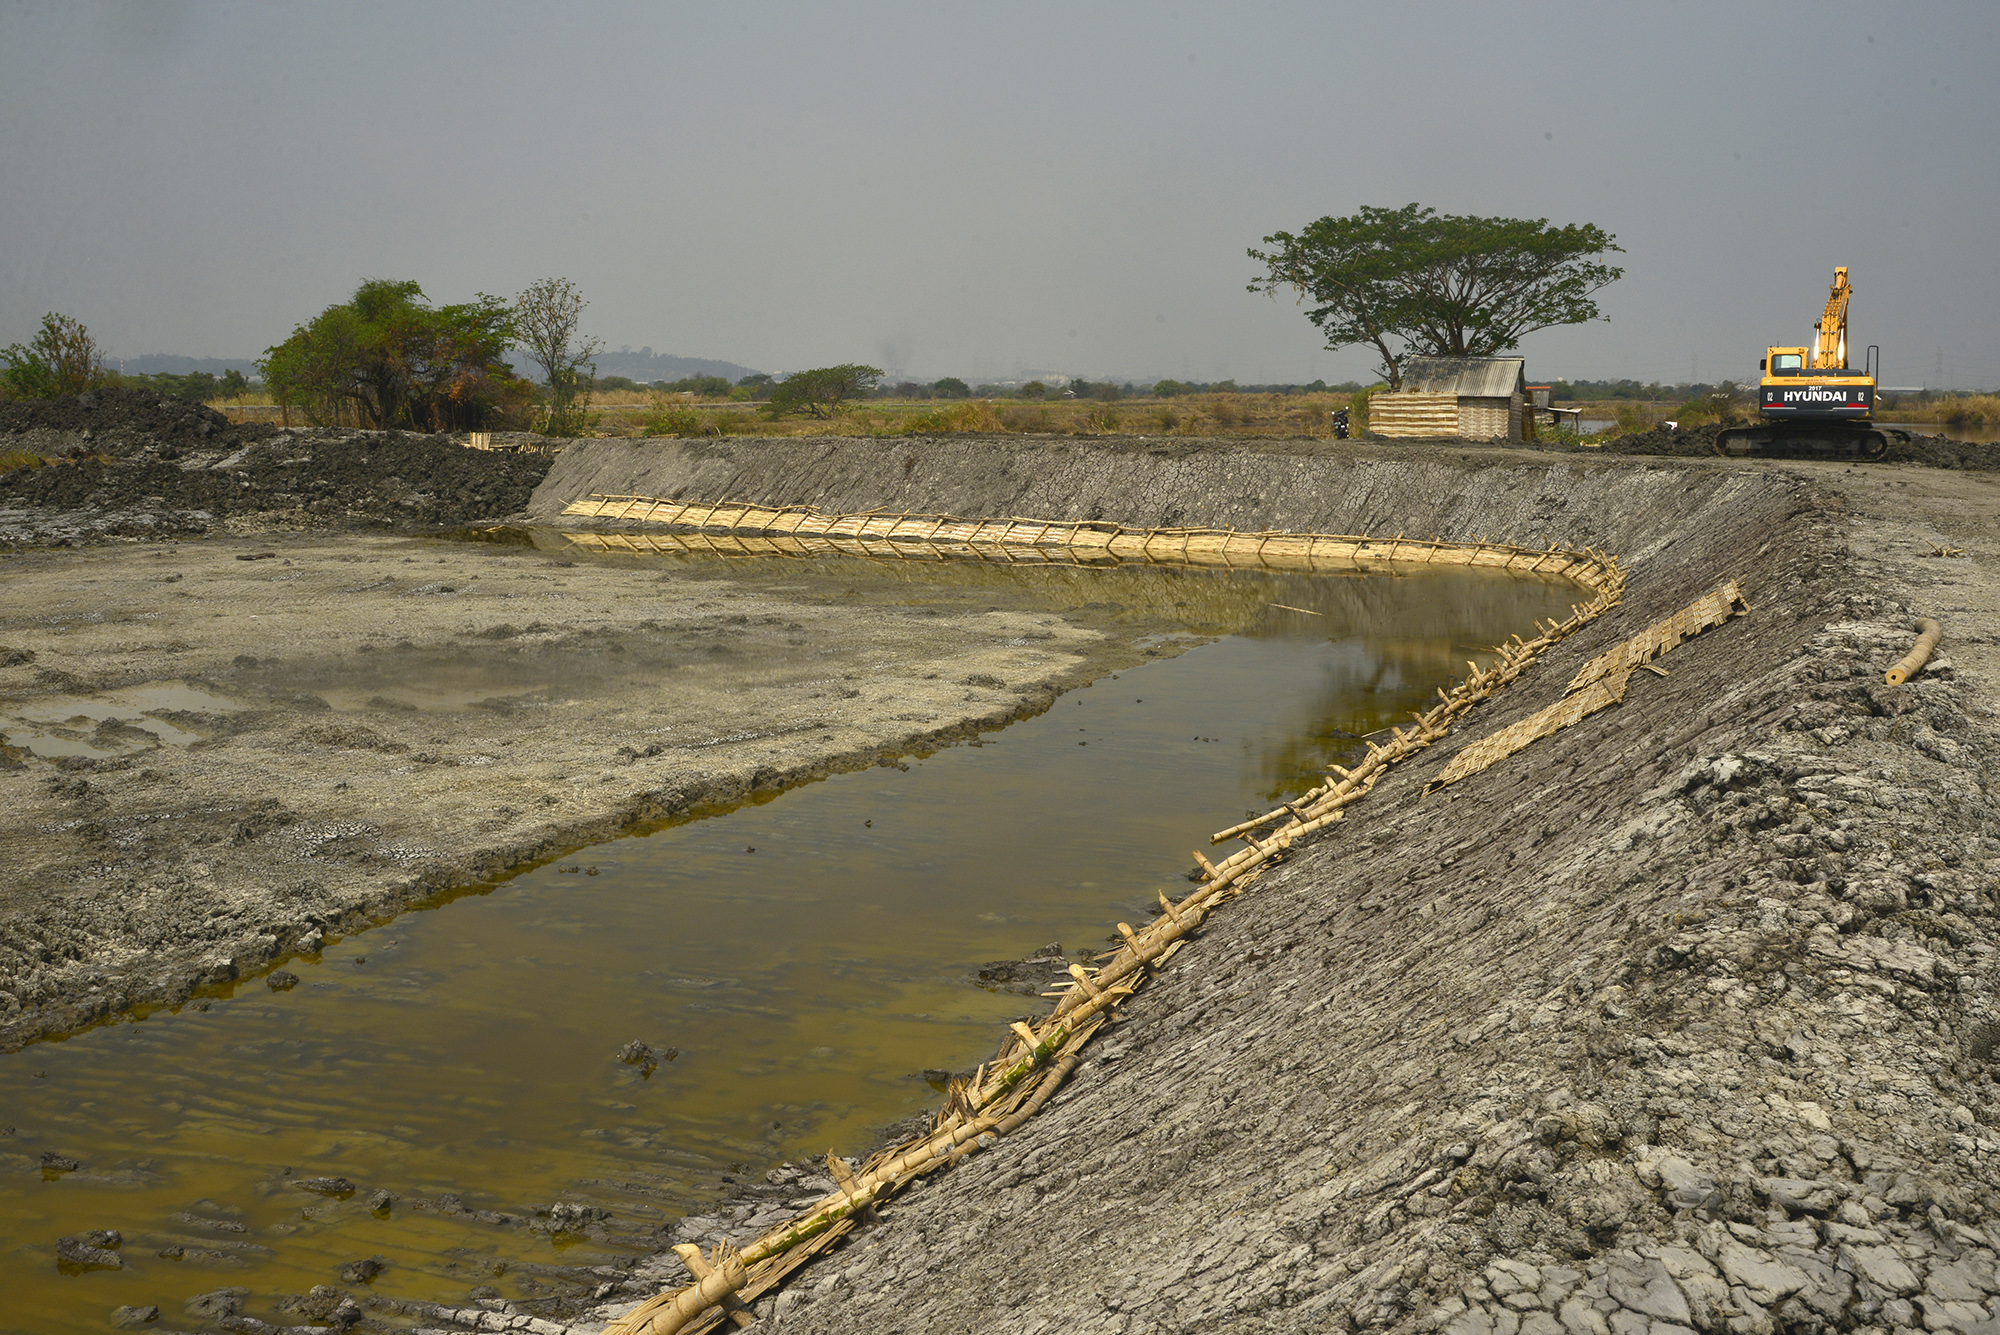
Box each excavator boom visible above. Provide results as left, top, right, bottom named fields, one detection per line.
left=1815, top=266, right=1851, bottom=370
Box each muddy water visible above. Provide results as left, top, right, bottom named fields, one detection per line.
left=0, top=557, right=1581, bottom=1334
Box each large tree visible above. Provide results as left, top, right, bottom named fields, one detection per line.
left=2, top=312, right=109, bottom=399
left=764, top=364, right=883, bottom=419
left=513, top=277, right=603, bottom=437
left=260, top=279, right=528, bottom=430
left=1248, top=204, right=1623, bottom=389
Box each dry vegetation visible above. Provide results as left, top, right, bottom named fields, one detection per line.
left=193, top=388, right=2000, bottom=444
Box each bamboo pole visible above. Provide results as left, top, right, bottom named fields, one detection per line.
left=1885, top=617, right=1942, bottom=686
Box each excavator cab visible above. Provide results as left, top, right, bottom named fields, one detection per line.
left=1763, top=349, right=1808, bottom=375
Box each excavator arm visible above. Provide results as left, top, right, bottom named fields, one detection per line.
left=1814, top=266, right=1851, bottom=370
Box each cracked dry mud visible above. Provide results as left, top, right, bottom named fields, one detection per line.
left=9, top=428, right=2000, bottom=1335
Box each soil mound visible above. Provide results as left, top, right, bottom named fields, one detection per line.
left=0, top=386, right=273, bottom=455
left=1577, top=422, right=2000, bottom=469
left=1, top=424, right=554, bottom=542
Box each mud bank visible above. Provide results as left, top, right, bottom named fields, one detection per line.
left=526, top=440, right=2000, bottom=1335
left=0, top=532, right=1150, bottom=1052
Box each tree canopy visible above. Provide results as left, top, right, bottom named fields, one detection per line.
left=764, top=364, right=883, bottom=418
left=2, top=313, right=108, bottom=399
left=259, top=279, right=529, bottom=430
left=1248, top=204, right=1623, bottom=389
left=513, top=277, right=603, bottom=436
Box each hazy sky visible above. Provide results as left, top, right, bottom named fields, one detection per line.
left=3, top=1, right=1995, bottom=387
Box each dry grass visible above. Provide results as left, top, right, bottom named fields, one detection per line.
left=0, top=448, right=50, bottom=473
left=1889, top=393, right=2000, bottom=427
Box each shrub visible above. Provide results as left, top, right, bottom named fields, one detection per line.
left=898, top=400, right=1001, bottom=433
left=263, top=279, right=530, bottom=430
left=1081, top=404, right=1121, bottom=433
left=1000, top=405, right=1053, bottom=433
left=643, top=405, right=707, bottom=436
left=2, top=313, right=109, bottom=399
left=1206, top=395, right=1249, bottom=426
left=764, top=364, right=883, bottom=418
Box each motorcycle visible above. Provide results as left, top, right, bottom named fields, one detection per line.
left=1330, top=407, right=1350, bottom=440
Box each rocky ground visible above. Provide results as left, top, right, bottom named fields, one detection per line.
left=10, top=411, right=2000, bottom=1333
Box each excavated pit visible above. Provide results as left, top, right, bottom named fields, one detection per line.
left=5, top=428, right=2000, bottom=1334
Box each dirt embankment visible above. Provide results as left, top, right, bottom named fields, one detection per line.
left=522, top=439, right=2000, bottom=1335
left=1, top=388, right=553, bottom=545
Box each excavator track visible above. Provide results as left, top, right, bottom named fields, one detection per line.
left=1714, top=424, right=1897, bottom=460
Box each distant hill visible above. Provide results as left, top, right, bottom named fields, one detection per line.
left=116, top=354, right=262, bottom=376
left=557, top=348, right=763, bottom=384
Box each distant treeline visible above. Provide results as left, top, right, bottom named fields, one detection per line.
left=1547, top=379, right=1731, bottom=402
left=116, top=369, right=254, bottom=400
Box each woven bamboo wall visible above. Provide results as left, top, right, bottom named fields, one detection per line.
left=1457, top=396, right=1523, bottom=441
left=1367, top=392, right=1459, bottom=438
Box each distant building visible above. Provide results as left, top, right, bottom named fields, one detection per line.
left=1370, top=357, right=1527, bottom=440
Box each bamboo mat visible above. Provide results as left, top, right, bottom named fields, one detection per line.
left=559, top=495, right=1618, bottom=589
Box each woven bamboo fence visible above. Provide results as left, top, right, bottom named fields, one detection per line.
left=559, top=495, right=1619, bottom=591
left=1427, top=581, right=1750, bottom=791
left=595, top=498, right=1631, bottom=1335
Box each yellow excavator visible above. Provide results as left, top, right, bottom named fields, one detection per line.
left=1714, top=266, right=1912, bottom=459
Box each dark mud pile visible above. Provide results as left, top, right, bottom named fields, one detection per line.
left=0, top=393, right=554, bottom=543
left=1589, top=422, right=2000, bottom=471
left=0, top=385, right=275, bottom=455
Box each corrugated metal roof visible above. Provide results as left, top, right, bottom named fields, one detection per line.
left=1401, top=357, right=1526, bottom=398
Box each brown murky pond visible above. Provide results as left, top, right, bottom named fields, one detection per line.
left=1, top=548, right=1581, bottom=1333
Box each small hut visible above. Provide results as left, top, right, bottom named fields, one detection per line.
left=1369, top=357, right=1527, bottom=441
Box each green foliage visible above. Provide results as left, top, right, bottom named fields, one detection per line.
left=657, top=374, right=732, bottom=398
left=597, top=375, right=642, bottom=392
left=2, top=312, right=109, bottom=399
left=1248, top=203, right=1623, bottom=389
left=930, top=377, right=970, bottom=399
left=899, top=400, right=1002, bottom=433
left=764, top=364, right=883, bottom=418
left=1349, top=385, right=1383, bottom=436
left=116, top=369, right=254, bottom=401
left=1669, top=383, right=1743, bottom=428
left=1019, top=380, right=1048, bottom=400
left=514, top=277, right=603, bottom=437
left=644, top=405, right=707, bottom=436
left=260, top=279, right=529, bottom=430
left=1550, top=378, right=1719, bottom=402
left=643, top=402, right=750, bottom=437
left=1069, top=378, right=1122, bottom=401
